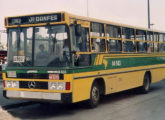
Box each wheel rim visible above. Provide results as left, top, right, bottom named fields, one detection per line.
left=91, top=86, right=99, bottom=104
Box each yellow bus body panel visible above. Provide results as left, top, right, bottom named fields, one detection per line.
left=72, top=64, right=165, bottom=103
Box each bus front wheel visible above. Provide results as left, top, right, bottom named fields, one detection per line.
left=86, top=82, right=100, bottom=108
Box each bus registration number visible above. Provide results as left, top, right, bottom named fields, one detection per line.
left=112, top=60, right=121, bottom=67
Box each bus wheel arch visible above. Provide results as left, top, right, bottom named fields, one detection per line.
left=94, top=78, right=106, bottom=95
left=86, top=77, right=105, bottom=108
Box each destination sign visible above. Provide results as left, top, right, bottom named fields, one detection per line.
left=7, top=13, right=62, bottom=26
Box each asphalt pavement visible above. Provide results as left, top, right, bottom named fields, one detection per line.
left=1, top=80, right=165, bottom=120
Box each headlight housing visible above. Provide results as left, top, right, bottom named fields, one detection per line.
left=5, top=80, right=19, bottom=88
left=48, top=82, right=70, bottom=90
left=48, top=82, right=65, bottom=90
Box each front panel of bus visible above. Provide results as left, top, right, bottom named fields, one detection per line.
left=3, top=13, right=77, bottom=103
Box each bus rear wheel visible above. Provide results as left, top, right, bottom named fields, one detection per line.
left=140, top=73, right=151, bottom=94
left=86, top=82, right=100, bottom=108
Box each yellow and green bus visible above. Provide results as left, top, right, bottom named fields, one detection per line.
left=3, top=11, right=165, bottom=108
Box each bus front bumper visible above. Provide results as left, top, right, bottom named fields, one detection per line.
left=3, top=90, right=72, bottom=103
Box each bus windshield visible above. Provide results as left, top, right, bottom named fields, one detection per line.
left=8, top=25, right=71, bottom=67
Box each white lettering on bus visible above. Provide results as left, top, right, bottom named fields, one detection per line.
left=29, top=15, right=58, bottom=23
left=112, top=61, right=121, bottom=67
left=48, top=70, right=66, bottom=74
left=29, top=17, right=35, bottom=23
left=27, top=70, right=38, bottom=73
left=11, top=19, right=21, bottom=24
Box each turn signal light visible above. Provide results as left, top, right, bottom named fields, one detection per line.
left=66, top=82, right=70, bottom=90
left=3, top=80, right=5, bottom=87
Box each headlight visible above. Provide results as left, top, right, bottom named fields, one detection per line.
left=48, top=82, right=66, bottom=90
left=5, top=80, right=19, bottom=88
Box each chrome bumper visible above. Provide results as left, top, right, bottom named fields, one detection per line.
left=6, top=90, right=61, bottom=101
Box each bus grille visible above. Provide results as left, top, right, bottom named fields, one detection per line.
left=17, top=73, right=49, bottom=79
left=19, top=81, right=48, bottom=89
left=7, top=73, right=64, bottom=80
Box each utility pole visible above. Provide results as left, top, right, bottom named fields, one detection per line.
left=148, top=0, right=151, bottom=29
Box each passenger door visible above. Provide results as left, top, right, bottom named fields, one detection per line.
left=70, top=19, right=91, bottom=67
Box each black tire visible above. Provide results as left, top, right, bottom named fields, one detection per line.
left=140, top=73, right=151, bottom=94
left=86, top=82, right=100, bottom=108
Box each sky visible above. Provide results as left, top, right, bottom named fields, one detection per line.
left=0, top=0, right=165, bottom=46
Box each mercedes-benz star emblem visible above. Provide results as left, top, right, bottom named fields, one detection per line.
left=28, top=81, right=36, bottom=89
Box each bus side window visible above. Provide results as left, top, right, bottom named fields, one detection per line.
left=122, top=27, right=135, bottom=40
left=106, top=25, right=121, bottom=53
left=92, top=39, right=100, bottom=52
left=70, top=25, right=80, bottom=52
left=160, top=43, right=165, bottom=52
left=77, top=54, right=91, bottom=66
left=137, top=42, right=147, bottom=53
left=147, top=31, right=153, bottom=41
left=92, top=39, right=106, bottom=52
left=107, top=39, right=122, bottom=53
left=136, top=30, right=147, bottom=53
left=91, top=22, right=104, bottom=37
left=136, top=30, right=146, bottom=40
left=159, top=33, right=165, bottom=52
left=123, top=41, right=136, bottom=52
left=147, top=31, right=154, bottom=52
left=154, top=33, right=159, bottom=52
left=78, top=28, right=90, bottom=52
left=106, top=25, right=121, bottom=38
left=71, top=25, right=90, bottom=52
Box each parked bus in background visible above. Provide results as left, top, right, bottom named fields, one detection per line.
left=3, top=12, right=165, bottom=108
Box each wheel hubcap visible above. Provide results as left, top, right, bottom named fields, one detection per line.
left=92, top=86, right=99, bottom=104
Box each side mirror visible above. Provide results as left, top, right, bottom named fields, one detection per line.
left=75, top=24, right=82, bottom=36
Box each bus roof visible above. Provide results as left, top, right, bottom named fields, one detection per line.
left=68, top=12, right=165, bottom=33
left=5, top=11, right=165, bottom=33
